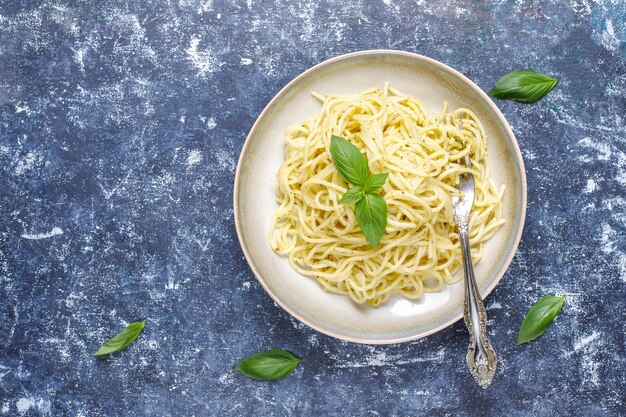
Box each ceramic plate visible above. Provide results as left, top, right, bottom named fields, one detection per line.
left=234, top=50, right=526, bottom=344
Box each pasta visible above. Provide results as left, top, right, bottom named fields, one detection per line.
left=269, top=85, right=504, bottom=306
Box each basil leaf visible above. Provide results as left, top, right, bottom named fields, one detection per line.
left=329, top=135, right=389, bottom=246
left=355, top=193, right=387, bottom=248
left=93, top=320, right=145, bottom=356
left=330, top=135, right=370, bottom=186
left=339, top=186, right=364, bottom=204
left=234, top=349, right=301, bottom=381
left=362, top=173, right=389, bottom=193
left=518, top=295, right=566, bottom=345
left=488, top=69, right=557, bottom=103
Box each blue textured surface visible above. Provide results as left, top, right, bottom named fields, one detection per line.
left=1, top=1, right=625, bottom=416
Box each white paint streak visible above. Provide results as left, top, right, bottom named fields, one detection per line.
left=16, top=398, right=34, bottom=413
left=186, top=36, right=218, bottom=76
left=166, top=277, right=179, bottom=290
left=581, top=359, right=601, bottom=387
left=198, top=0, right=213, bottom=13
left=21, top=227, right=64, bottom=240
left=15, top=104, right=30, bottom=115
left=215, top=149, right=235, bottom=172
left=15, top=397, right=50, bottom=415
left=600, top=223, right=616, bottom=254
left=584, top=178, right=597, bottom=193
left=578, top=137, right=626, bottom=186
left=336, top=349, right=445, bottom=368
left=574, top=330, right=605, bottom=388
left=574, top=331, right=600, bottom=351
left=240, top=57, right=252, bottom=65
left=579, top=137, right=612, bottom=160
left=14, top=152, right=36, bottom=175
left=218, top=372, right=234, bottom=385
left=600, top=19, right=620, bottom=53
left=74, top=47, right=86, bottom=72
left=569, top=0, right=592, bottom=16
left=186, top=150, right=203, bottom=168
left=193, top=236, right=211, bottom=252
left=599, top=223, right=626, bottom=282
left=562, top=292, right=584, bottom=315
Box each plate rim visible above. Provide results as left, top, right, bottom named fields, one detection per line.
left=233, top=49, right=527, bottom=344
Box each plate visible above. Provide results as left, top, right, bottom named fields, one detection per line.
left=234, top=50, right=526, bottom=344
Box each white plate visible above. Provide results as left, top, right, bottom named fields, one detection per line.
left=234, top=50, right=526, bottom=344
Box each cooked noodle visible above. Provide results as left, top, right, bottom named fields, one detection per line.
left=269, top=84, right=504, bottom=306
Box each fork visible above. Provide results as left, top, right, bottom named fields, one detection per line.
left=451, top=154, right=498, bottom=389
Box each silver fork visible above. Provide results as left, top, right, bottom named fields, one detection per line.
left=451, top=154, right=498, bottom=389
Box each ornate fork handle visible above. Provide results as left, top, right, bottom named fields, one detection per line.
left=455, top=212, right=497, bottom=388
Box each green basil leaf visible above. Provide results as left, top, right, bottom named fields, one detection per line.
left=518, top=295, right=566, bottom=345
left=330, top=135, right=370, bottom=186
left=93, top=320, right=145, bottom=356
left=329, top=135, right=389, bottom=245
left=339, top=186, right=364, bottom=204
left=362, top=173, right=389, bottom=193
left=488, top=69, right=557, bottom=103
left=234, top=349, right=301, bottom=381
left=355, top=193, right=387, bottom=248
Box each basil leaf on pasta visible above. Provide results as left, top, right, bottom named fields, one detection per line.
left=339, top=186, right=364, bottom=204
left=518, top=295, right=566, bottom=345
left=363, top=173, right=389, bottom=193
left=355, top=193, right=387, bottom=248
left=330, top=135, right=370, bottom=186
left=234, top=349, right=301, bottom=381
left=93, top=320, right=145, bottom=356
left=488, top=69, right=557, bottom=103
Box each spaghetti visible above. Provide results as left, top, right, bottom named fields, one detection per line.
left=269, top=85, right=504, bottom=306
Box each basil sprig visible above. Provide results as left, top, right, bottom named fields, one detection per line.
left=488, top=69, right=557, bottom=103
left=93, top=320, right=145, bottom=356
left=330, top=135, right=388, bottom=248
left=518, top=296, right=566, bottom=345
left=235, top=349, right=301, bottom=381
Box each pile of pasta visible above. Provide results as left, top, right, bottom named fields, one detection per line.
left=270, top=85, right=504, bottom=306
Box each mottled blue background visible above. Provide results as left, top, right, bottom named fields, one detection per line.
left=1, top=1, right=624, bottom=416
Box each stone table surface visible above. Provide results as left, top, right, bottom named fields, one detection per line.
left=1, top=1, right=625, bottom=416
